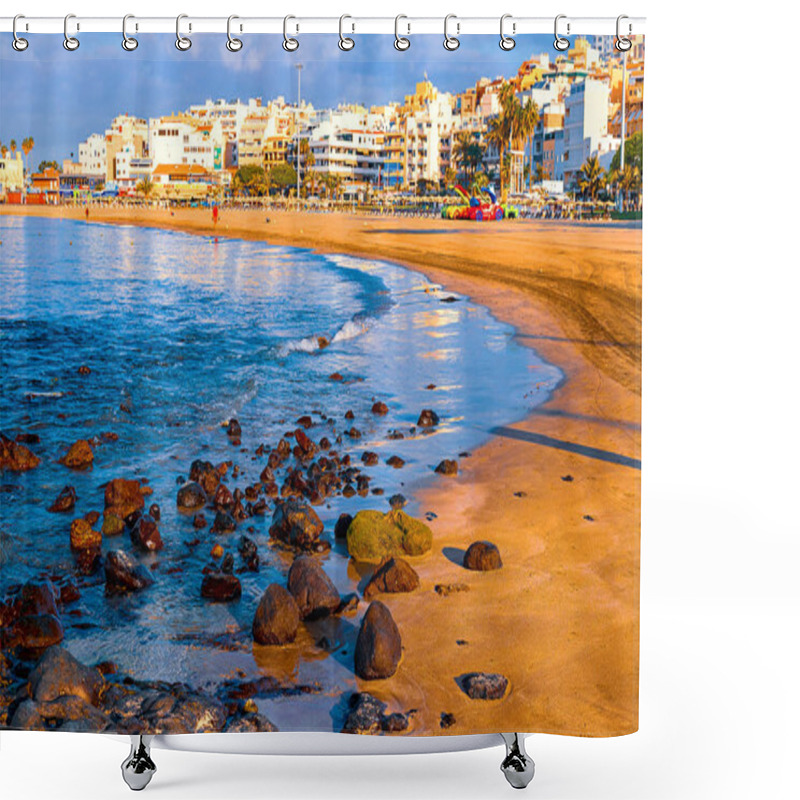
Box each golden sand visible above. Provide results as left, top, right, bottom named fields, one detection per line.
left=1, top=205, right=641, bottom=736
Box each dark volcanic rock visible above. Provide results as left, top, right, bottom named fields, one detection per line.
left=48, top=485, right=77, bottom=513
left=130, top=514, right=163, bottom=552
left=434, top=459, right=458, bottom=477
left=189, top=459, right=222, bottom=496
left=252, top=584, right=300, bottom=645
left=69, top=518, right=101, bottom=551
left=463, top=541, right=503, bottom=571
left=334, top=513, right=353, bottom=540
left=227, top=419, right=242, bottom=438
left=226, top=713, right=279, bottom=733
left=0, top=432, right=41, bottom=471
left=201, top=572, right=242, bottom=602
left=177, top=481, right=207, bottom=511
left=341, top=692, right=409, bottom=734
left=386, top=455, right=405, bottom=469
left=361, top=451, right=379, bottom=466
left=238, top=536, right=259, bottom=571
left=354, top=600, right=402, bottom=680
left=59, top=439, right=94, bottom=469
left=213, top=483, right=234, bottom=510
left=28, top=645, right=104, bottom=705
left=15, top=614, right=64, bottom=650
left=417, top=409, right=440, bottom=428
left=440, top=712, right=457, bottom=729
left=363, top=557, right=420, bottom=600
left=105, top=550, right=154, bottom=595
left=371, top=401, right=389, bottom=416
left=19, top=580, right=59, bottom=618
left=287, top=556, right=340, bottom=620
left=458, top=672, right=509, bottom=700
left=104, top=478, right=146, bottom=519
left=211, top=510, right=237, bottom=534
left=269, top=500, right=324, bottom=550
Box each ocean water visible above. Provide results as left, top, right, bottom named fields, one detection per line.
left=0, top=215, right=561, bottom=730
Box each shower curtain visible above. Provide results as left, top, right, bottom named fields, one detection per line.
left=0, top=29, right=643, bottom=738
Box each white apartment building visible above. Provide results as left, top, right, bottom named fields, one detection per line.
left=148, top=118, right=222, bottom=172
left=0, top=152, right=24, bottom=193
left=78, top=133, right=108, bottom=176
left=563, top=78, right=610, bottom=186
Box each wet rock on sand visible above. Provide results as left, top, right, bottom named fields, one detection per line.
left=0, top=433, right=41, bottom=471
left=200, top=571, right=242, bottom=602
left=355, top=601, right=402, bottom=680
left=189, top=459, right=222, bottom=496
left=417, top=409, right=440, bottom=427
left=363, top=557, right=420, bottom=600
left=59, top=439, right=94, bottom=469
left=463, top=541, right=503, bottom=571
left=14, top=614, right=64, bottom=650
left=457, top=672, right=509, bottom=700
left=28, top=645, right=104, bottom=705
left=252, top=584, right=300, bottom=645
left=346, top=509, right=433, bottom=562
left=105, top=550, right=155, bottom=595
left=177, top=481, right=207, bottom=511
left=48, top=485, right=77, bottom=513
left=287, top=556, right=341, bottom=620
left=341, top=692, right=410, bottom=734
left=371, top=401, right=389, bottom=416
left=334, top=513, right=353, bottom=540
left=434, top=459, right=458, bottom=476
left=269, top=500, right=324, bottom=550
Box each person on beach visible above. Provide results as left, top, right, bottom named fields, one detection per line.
left=85, top=206, right=89, bottom=221
left=212, top=204, right=219, bottom=226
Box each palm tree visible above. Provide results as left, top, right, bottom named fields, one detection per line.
left=0, top=142, right=7, bottom=159
left=486, top=82, right=525, bottom=199
left=21, top=137, right=34, bottom=176
left=515, top=99, right=539, bottom=192
left=576, top=154, right=605, bottom=201
left=10, top=139, right=17, bottom=157
left=136, top=176, right=154, bottom=198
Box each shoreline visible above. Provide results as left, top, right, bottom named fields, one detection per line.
left=1, top=206, right=641, bottom=737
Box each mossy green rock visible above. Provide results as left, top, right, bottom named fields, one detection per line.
left=346, top=510, right=432, bottom=563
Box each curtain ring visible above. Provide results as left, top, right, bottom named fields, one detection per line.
left=443, top=14, right=460, bottom=51
left=499, top=14, right=515, bottom=50
left=227, top=15, right=243, bottom=51
left=63, top=14, right=80, bottom=51
left=554, top=14, right=570, bottom=51
left=176, top=14, right=192, bottom=51
left=122, top=14, right=138, bottom=51
left=615, top=14, right=632, bottom=52
left=394, top=14, right=410, bottom=51
left=12, top=14, right=29, bottom=51
left=339, top=15, right=354, bottom=51
left=283, top=15, right=299, bottom=51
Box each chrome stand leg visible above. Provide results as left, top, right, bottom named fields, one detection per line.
left=121, top=735, right=157, bottom=791
left=500, top=733, right=535, bottom=789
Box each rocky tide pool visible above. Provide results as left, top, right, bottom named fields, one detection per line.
left=0, top=215, right=561, bottom=733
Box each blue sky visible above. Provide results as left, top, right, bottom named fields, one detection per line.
left=0, top=33, right=554, bottom=164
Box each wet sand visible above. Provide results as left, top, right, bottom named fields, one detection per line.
left=1, top=205, right=641, bottom=737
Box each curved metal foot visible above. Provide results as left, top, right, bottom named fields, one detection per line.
left=121, top=735, right=157, bottom=791
left=500, top=733, right=535, bottom=789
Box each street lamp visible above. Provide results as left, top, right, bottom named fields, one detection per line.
left=296, top=63, right=303, bottom=207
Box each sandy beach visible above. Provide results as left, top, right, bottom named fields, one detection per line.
left=1, top=205, right=641, bottom=737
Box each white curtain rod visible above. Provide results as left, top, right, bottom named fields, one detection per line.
left=0, top=16, right=645, bottom=37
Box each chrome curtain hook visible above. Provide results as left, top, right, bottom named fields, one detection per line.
left=394, top=15, right=410, bottom=51
left=176, top=14, right=192, bottom=51
left=615, top=14, right=632, bottom=52
left=122, top=14, right=138, bottom=51
left=339, top=15, right=354, bottom=51
left=63, top=13, right=79, bottom=51
left=283, top=15, right=299, bottom=51
left=499, top=14, right=515, bottom=50
left=12, top=14, right=29, bottom=51
left=227, top=15, right=243, bottom=51
left=554, top=14, right=570, bottom=51
left=443, top=14, right=460, bottom=51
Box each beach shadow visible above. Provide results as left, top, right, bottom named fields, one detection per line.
left=304, top=614, right=360, bottom=676
left=490, top=426, right=641, bottom=470
left=442, top=547, right=465, bottom=567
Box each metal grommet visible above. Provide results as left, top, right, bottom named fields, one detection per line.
left=122, top=14, right=138, bottom=51
left=443, top=14, right=460, bottom=51
left=394, top=14, right=410, bottom=51
left=499, top=14, right=515, bottom=50
left=283, top=15, right=299, bottom=51
left=554, top=14, right=570, bottom=51
left=176, top=14, right=192, bottom=51
left=339, top=15, right=354, bottom=51
left=226, top=15, right=243, bottom=51
left=12, top=14, right=29, bottom=51
left=615, top=14, right=632, bottom=52
left=63, top=14, right=79, bottom=51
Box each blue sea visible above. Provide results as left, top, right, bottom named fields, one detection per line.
left=0, top=215, right=561, bottom=730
